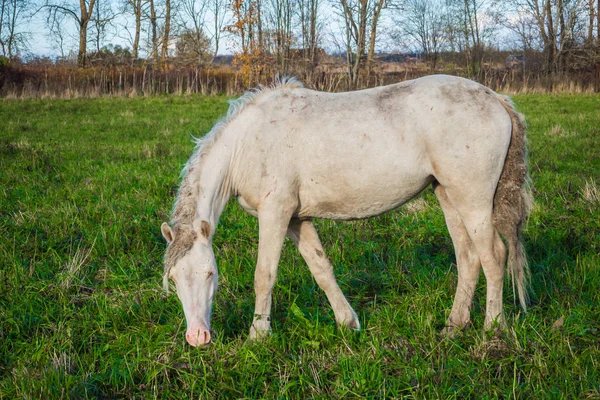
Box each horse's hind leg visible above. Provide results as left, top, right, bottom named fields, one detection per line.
left=287, top=219, right=360, bottom=330
left=443, top=185, right=508, bottom=330
left=434, top=184, right=481, bottom=334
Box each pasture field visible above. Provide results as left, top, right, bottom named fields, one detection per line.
left=1, top=92, right=599, bottom=399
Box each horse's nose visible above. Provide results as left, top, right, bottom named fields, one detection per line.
left=186, top=328, right=211, bottom=346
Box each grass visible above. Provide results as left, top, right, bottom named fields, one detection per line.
left=1, top=92, right=599, bottom=398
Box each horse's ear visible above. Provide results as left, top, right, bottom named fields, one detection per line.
left=161, top=222, right=174, bottom=244
left=200, top=220, right=211, bottom=239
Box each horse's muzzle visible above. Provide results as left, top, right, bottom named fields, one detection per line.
left=186, top=325, right=211, bottom=346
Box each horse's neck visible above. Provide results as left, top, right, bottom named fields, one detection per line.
left=193, top=141, right=233, bottom=229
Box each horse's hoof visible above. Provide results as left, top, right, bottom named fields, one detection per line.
left=347, top=317, right=360, bottom=331
left=441, top=321, right=470, bottom=338
left=441, top=326, right=460, bottom=338
left=483, top=317, right=507, bottom=333
left=249, top=325, right=271, bottom=341
left=338, top=309, right=360, bottom=331
left=336, top=318, right=361, bottom=332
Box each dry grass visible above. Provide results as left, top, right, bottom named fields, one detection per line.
left=58, top=240, right=96, bottom=291
left=404, top=197, right=430, bottom=214
left=547, top=124, right=575, bottom=137
left=470, top=336, right=512, bottom=360
left=2, top=138, right=32, bottom=152
left=2, top=61, right=599, bottom=99
left=581, top=179, right=600, bottom=204
left=51, top=351, right=73, bottom=373
left=12, top=210, right=35, bottom=226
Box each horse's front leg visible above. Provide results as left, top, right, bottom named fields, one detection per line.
left=249, top=201, right=296, bottom=340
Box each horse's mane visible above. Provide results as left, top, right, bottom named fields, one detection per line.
left=170, top=76, right=303, bottom=228
left=163, top=77, right=303, bottom=287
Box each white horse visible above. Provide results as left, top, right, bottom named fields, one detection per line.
left=160, top=75, right=532, bottom=347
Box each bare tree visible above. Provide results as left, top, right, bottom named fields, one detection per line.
left=46, top=7, right=70, bottom=57
left=396, top=0, right=449, bottom=70
left=501, top=7, right=541, bottom=54
left=504, top=0, right=587, bottom=74
left=265, top=0, right=293, bottom=72
left=209, top=0, right=227, bottom=58
left=121, top=0, right=146, bottom=59
left=179, top=0, right=209, bottom=44
left=365, top=0, right=385, bottom=78
left=588, top=0, right=595, bottom=41
left=176, top=0, right=216, bottom=63
left=147, top=0, right=158, bottom=59
left=336, top=0, right=388, bottom=89
left=339, top=0, right=367, bottom=88
left=41, top=0, right=97, bottom=66
left=160, top=0, right=170, bottom=65
left=176, top=0, right=227, bottom=60
left=176, top=0, right=210, bottom=62
left=176, top=27, right=212, bottom=63
left=298, top=0, right=320, bottom=69
left=0, top=0, right=29, bottom=58
left=131, top=0, right=142, bottom=58
left=90, top=0, right=118, bottom=54
left=446, top=0, right=497, bottom=77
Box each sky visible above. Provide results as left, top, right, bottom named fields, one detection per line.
left=21, top=0, right=515, bottom=60
left=23, top=0, right=406, bottom=59
left=27, top=2, right=136, bottom=58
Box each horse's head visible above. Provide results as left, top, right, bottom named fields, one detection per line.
left=161, top=221, right=217, bottom=346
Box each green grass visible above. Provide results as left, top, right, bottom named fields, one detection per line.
left=1, top=93, right=599, bottom=398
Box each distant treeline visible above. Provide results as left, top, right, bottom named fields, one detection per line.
left=1, top=50, right=600, bottom=98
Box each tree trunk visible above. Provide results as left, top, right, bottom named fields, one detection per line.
left=77, top=0, right=96, bottom=67
left=589, top=0, right=595, bottom=42
left=161, top=0, right=171, bottom=67
left=149, top=0, right=158, bottom=60
left=352, top=0, right=367, bottom=88
left=309, top=0, right=317, bottom=68
left=0, top=0, right=6, bottom=57
left=212, top=0, right=222, bottom=60
left=78, top=20, right=88, bottom=66
left=285, top=0, right=291, bottom=73
left=545, top=0, right=556, bottom=74
left=366, top=0, right=385, bottom=84
left=132, top=0, right=141, bottom=60
left=462, top=5, right=471, bottom=71
left=464, top=0, right=480, bottom=75
left=256, top=0, right=263, bottom=49
left=341, top=0, right=354, bottom=89
left=94, top=2, right=100, bottom=53
left=558, top=0, right=566, bottom=72
left=7, top=0, right=17, bottom=59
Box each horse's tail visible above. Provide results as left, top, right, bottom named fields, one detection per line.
left=493, top=95, right=533, bottom=311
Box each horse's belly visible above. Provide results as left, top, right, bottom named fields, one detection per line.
left=295, top=171, right=433, bottom=220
